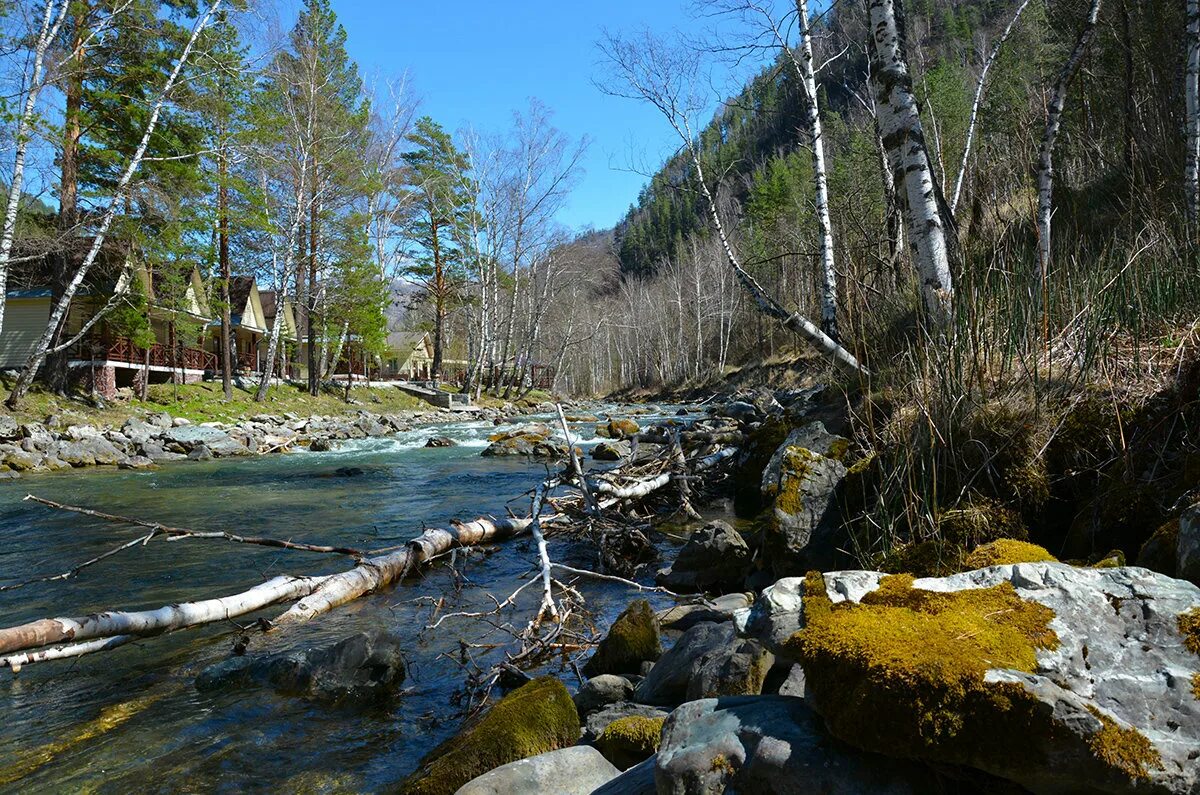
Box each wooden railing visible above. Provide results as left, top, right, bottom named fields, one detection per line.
left=236, top=351, right=258, bottom=372
left=69, top=336, right=217, bottom=372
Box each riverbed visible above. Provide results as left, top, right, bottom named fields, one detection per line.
left=0, top=410, right=683, bottom=793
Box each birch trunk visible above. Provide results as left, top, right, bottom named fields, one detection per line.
left=868, top=0, right=954, bottom=328
left=951, top=0, right=1033, bottom=215
left=1035, top=0, right=1103, bottom=291
left=1187, top=0, right=1200, bottom=229
left=5, top=0, right=223, bottom=410
left=0, top=0, right=69, bottom=336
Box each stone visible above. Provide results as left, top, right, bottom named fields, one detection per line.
left=633, top=622, right=737, bottom=706
left=601, top=418, right=640, bottom=440
left=187, top=444, right=213, bottom=461
left=425, top=436, right=456, bottom=448
left=734, top=571, right=887, bottom=654
left=760, top=421, right=847, bottom=497
left=1178, top=502, right=1200, bottom=584
left=172, top=417, right=191, bottom=426
left=147, top=412, right=174, bottom=429
left=762, top=436, right=848, bottom=575
left=20, top=423, right=53, bottom=450
left=164, top=425, right=231, bottom=450
left=309, top=437, right=333, bottom=452
left=592, top=440, right=631, bottom=461
left=0, top=415, right=19, bottom=441
left=196, top=631, right=407, bottom=703
left=718, top=400, right=761, bottom=423
left=455, top=746, right=620, bottom=795
left=398, top=677, right=579, bottom=795
left=655, top=696, right=922, bottom=794
left=583, top=702, right=670, bottom=743
left=118, top=456, right=155, bottom=470
left=655, top=521, right=750, bottom=592
left=55, top=437, right=125, bottom=467
left=583, top=600, right=663, bottom=677
left=685, top=638, right=773, bottom=701
left=573, top=674, right=635, bottom=716
left=658, top=593, right=753, bottom=632
left=590, top=756, right=657, bottom=795
left=65, top=424, right=102, bottom=441
left=0, top=444, right=39, bottom=472
left=595, top=714, right=665, bottom=770
left=772, top=564, right=1200, bottom=795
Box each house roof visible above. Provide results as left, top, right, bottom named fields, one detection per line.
left=387, top=331, right=431, bottom=357
left=229, top=276, right=254, bottom=313
left=260, top=290, right=279, bottom=320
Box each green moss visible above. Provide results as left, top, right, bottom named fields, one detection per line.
left=937, top=499, right=1028, bottom=549
left=594, top=715, right=664, bottom=770
left=734, top=416, right=793, bottom=509
left=1192, top=674, right=1200, bottom=701
left=879, top=540, right=966, bottom=578
left=399, top=677, right=579, bottom=795
left=827, top=437, right=851, bottom=461
left=1085, top=706, right=1162, bottom=781
left=964, top=539, right=1057, bottom=569
left=775, top=447, right=821, bottom=516
left=1137, top=520, right=1179, bottom=576
left=582, top=600, right=662, bottom=677
left=1179, top=609, right=1200, bottom=656
left=1091, top=549, right=1126, bottom=568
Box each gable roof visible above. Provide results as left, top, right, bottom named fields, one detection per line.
left=386, top=331, right=432, bottom=359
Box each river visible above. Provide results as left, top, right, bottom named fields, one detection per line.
left=0, top=409, right=684, bottom=793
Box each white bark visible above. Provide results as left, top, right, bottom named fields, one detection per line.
left=0, top=574, right=327, bottom=657
left=1035, top=0, right=1103, bottom=290
left=951, top=0, right=1033, bottom=214
left=868, top=0, right=955, bottom=327
left=1187, top=0, right=1200, bottom=228
left=6, top=0, right=223, bottom=407
left=0, top=0, right=70, bottom=336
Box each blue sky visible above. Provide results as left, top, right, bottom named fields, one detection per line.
left=330, top=0, right=766, bottom=233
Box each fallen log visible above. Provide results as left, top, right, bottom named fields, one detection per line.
left=0, top=574, right=329, bottom=658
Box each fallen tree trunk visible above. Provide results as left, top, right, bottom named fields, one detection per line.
left=0, top=574, right=328, bottom=658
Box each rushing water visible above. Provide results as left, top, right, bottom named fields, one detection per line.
left=0, top=410, right=684, bottom=793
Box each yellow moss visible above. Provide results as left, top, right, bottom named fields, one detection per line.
left=1192, top=674, right=1200, bottom=701
left=846, top=450, right=877, bottom=477
left=1091, top=549, right=1126, bottom=568
left=583, top=599, right=662, bottom=676
left=710, top=753, right=736, bottom=775
left=1085, top=707, right=1162, bottom=781
left=775, top=447, right=821, bottom=515
left=1180, top=609, right=1200, bottom=656
left=400, top=677, right=579, bottom=795
left=595, top=716, right=664, bottom=769
left=827, top=437, right=851, bottom=461
left=787, top=572, right=1059, bottom=756
left=964, top=539, right=1057, bottom=569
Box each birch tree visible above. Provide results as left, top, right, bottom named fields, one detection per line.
left=867, top=0, right=955, bottom=328
left=1034, top=0, right=1103, bottom=296
left=5, top=0, right=224, bottom=410
left=599, top=31, right=867, bottom=375
left=1187, top=0, right=1200, bottom=231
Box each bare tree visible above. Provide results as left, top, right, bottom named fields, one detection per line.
left=1187, top=0, right=1200, bottom=231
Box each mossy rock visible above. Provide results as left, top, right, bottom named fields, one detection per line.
left=957, top=400, right=1050, bottom=512
left=732, top=416, right=793, bottom=513
left=582, top=600, right=663, bottom=677
left=594, top=715, right=664, bottom=770
left=936, top=499, right=1027, bottom=550
left=1137, top=519, right=1179, bottom=577
left=399, top=677, right=579, bottom=795
left=599, top=418, right=640, bottom=440
left=964, top=539, right=1057, bottom=569
left=878, top=540, right=966, bottom=578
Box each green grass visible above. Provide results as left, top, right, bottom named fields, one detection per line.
left=0, top=380, right=429, bottom=427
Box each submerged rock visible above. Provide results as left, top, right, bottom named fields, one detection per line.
left=655, top=696, right=923, bottom=794
left=195, top=631, right=407, bottom=702
left=455, top=745, right=620, bottom=795
left=761, top=564, right=1200, bottom=795
left=399, top=677, right=579, bottom=795
left=425, top=436, right=455, bottom=448
left=583, top=600, right=663, bottom=677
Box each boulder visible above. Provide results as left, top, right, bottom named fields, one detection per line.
left=118, top=455, right=155, bottom=470
left=455, top=746, right=620, bottom=795
left=761, top=564, right=1200, bottom=795
left=196, top=631, right=407, bottom=703
left=55, top=437, right=125, bottom=467
left=1179, top=502, right=1200, bottom=584
left=64, top=424, right=102, bottom=441
left=583, top=600, right=663, bottom=677
left=573, top=674, right=635, bottom=716
left=759, top=422, right=848, bottom=497
left=655, top=696, right=923, bottom=794
left=633, top=621, right=736, bottom=706
left=0, top=444, right=39, bottom=472
left=425, top=436, right=456, bottom=448
left=761, top=430, right=848, bottom=575
left=595, top=715, right=665, bottom=770
left=717, top=401, right=761, bottom=423
left=592, top=440, right=631, bottom=461
left=658, top=593, right=753, bottom=632
left=187, top=444, right=213, bottom=461
left=0, top=415, right=20, bottom=441
left=590, top=756, right=657, bottom=795
left=399, top=677, right=579, bottom=795
left=583, top=702, right=670, bottom=743
left=656, top=521, right=750, bottom=593
left=164, top=425, right=240, bottom=454
left=309, top=437, right=334, bottom=452
left=20, top=423, right=54, bottom=451
left=685, top=638, right=773, bottom=701
left=597, top=418, right=640, bottom=440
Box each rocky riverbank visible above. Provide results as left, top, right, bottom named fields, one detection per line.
left=392, top=383, right=1200, bottom=794
left=0, top=402, right=566, bottom=477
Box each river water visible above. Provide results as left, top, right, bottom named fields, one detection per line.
left=0, top=410, right=684, bottom=793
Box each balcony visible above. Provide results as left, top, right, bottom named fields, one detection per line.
left=70, top=336, right=217, bottom=372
